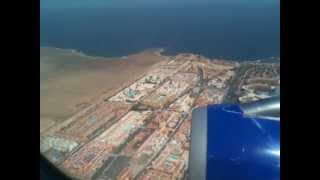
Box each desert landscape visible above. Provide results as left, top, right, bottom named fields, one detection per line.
left=40, top=47, right=168, bottom=133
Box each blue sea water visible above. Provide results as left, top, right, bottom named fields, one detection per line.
left=40, top=1, right=279, bottom=61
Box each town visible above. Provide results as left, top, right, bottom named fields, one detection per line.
left=40, top=54, right=279, bottom=180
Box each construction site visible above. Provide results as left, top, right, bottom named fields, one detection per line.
left=40, top=53, right=243, bottom=179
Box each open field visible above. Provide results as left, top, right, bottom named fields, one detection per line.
left=40, top=47, right=168, bottom=132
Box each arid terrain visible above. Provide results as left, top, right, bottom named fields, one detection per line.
left=40, top=48, right=279, bottom=180
left=40, top=47, right=168, bottom=133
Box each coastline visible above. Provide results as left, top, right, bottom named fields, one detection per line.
left=40, top=46, right=167, bottom=60
left=40, top=45, right=279, bottom=62
left=40, top=46, right=279, bottom=132
left=40, top=45, right=280, bottom=179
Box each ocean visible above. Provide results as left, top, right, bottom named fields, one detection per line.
left=40, top=1, right=279, bottom=61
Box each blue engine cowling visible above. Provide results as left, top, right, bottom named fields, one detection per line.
left=189, top=97, right=280, bottom=180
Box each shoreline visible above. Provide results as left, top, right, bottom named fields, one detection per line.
left=40, top=46, right=279, bottom=63
left=40, top=46, right=167, bottom=60
left=40, top=46, right=279, bottom=131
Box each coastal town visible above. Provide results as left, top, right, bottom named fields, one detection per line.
left=40, top=53, right=279, bottom=180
